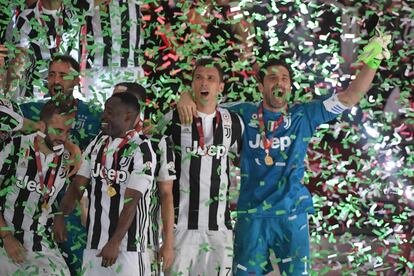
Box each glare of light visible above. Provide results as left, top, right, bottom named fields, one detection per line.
left=351, top=106, right=358, bottom=116
left=364, top=123, right=380, bottom=138
left=404, top=186, right=413, bottom=200
left=384, top=160, right=396, bottom=171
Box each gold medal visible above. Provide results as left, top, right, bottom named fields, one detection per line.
left=42, top=201, right=49, bottom=210
left=264, top=154, right=274, bottom=166
left=107, top=185, right=117, bottom=197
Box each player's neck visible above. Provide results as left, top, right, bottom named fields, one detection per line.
left=42, top=0, right=62, bottom=10
left=196, top=102, right=217, bottom=115
left=38, top=138, right=54, bottom=155
left=262, top=101, right=287, bottom=113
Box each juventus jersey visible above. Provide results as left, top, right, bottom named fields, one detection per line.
left=78, top=131, right=156, bottom=252
left=0, top=133, right=70, bottom=251
left=0, top=98, right=23, bottom=143
left=147, top=135, right=176, bottom=249
left=84, top=0, right=142, bottom=68
left=226, top=95, right=347, bottom=218
left=12, top=1, right=89, bottom=96
left=164, top=108, right=244, bottom=231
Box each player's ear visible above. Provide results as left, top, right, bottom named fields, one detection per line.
left=38, top=121, right=46, bottom=133
left=258, top=82, right=264, bottom=93
left=218, top=81, right=224, bottom=94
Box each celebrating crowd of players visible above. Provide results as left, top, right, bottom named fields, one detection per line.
left=0, top=1, right=393, bottom=276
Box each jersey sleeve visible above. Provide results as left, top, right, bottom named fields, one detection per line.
left=76, top=134, right=103, bottom=179
left=0, top=137, right=15, bottom=181
left=155, top=136, right=176, bottom=182
left=13, top=11, right=32, bottom=49
left=0, top=98, right=23, bottom=132
left=302, top=94, right=349, bottom=130
left=127, top=140, right=156, bottom=194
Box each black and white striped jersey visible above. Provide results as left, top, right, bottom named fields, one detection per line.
left=78, top=131, right=156, bottom=252
left=84, top=0, right=143, bottom=68
left=164, top=108, right=244, bottom=231
left=0, top=98, right=23, bottom=143
left=11, top=1, right=90, bottom=96
left=0, top=133, right=70, bottom=251
left=147, top=135, right=176, bottom=249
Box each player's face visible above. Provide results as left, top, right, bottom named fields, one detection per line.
left=259, top=65, right=292, bottom=110
left=191, top=66, right=224, bottom=109
left=101, top=97, right=128, bottom=137
left=44, top=113, right=72, bottom=150
left=47, top=61, right=79, bottom=101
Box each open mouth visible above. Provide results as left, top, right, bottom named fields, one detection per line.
left=272, top=87, right=285, bottom=98
left=200, top=90, right=209, bottom=97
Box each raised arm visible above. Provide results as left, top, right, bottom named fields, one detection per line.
left=337, top=32, right=391, bottom=107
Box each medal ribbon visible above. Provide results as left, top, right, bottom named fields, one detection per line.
left=37, top=0, right=64, bottom=50
left=34, top=136, right=61, bottom=204
left=258, top=103, right=284, bottom=157
left=195, top=111, right=221, bottom=149
left=100, top=130, right=138, bottom=188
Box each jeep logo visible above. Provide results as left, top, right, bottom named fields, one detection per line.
left=16, top=175, right=56, bottom=196
left=185, top=141, right=227, bottom=159
left=248, top=134, right=291, bottom=151
left=92, top=163, right=128, bottom=184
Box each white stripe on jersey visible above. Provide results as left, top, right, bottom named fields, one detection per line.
left=78, top=131, right=156, bottom=252
left=0, top=133, right=69, bottom=251
left=87, top=1, right=142, bottom=68
left=323, top=93, right=349, bottom=114
left=165, top=108, right=244, bottom=231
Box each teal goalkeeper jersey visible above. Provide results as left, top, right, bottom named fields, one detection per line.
left=227, top=97, right=344, bottom=217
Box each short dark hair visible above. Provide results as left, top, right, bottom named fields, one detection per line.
left=114, top=82, right=147, bottom=103
left=258, top=58, right=292, bottom=83
left=192, top=58, right=224, bottom=82
left=40, top=100, right=71, bottom=123
left=49, top=55, right=80, bottom=74
left=110, top=92, right=142, bottom=114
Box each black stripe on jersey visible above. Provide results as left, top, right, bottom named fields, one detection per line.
left=139, top=138, right=155, bottom=177
left=229, top=112, right=243, bottom=152
left=101, top=10, right=112, bottom=67
left=208, top=116, right=223, bottom=231
left=170, top=111, right=181, bottom=225
left=126, top=148, right=138, bottom=251
left=107, top=144, right=127, bottom=242
left=0, top=137, right=20, bottom=248
left=224, top=161, right=232, bottom=230
left=31, top=155, right=63, bottom=250
left=12, top=146, right=37, bottom=246
left=188, top=119, right=201, bottom=230
left=45, top=14, right=57, bottom=56
left=134, top=4, right=140, bottom=67
left=85, top=16, right=94, bottom=68
left=90, top=144, right=105, bottom=249
left=120, top=1, right=130, bottom=67
left=15, top=14, right=27, bottom=30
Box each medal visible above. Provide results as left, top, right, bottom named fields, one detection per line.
left=101, top=130, right=138, bottom=197
left=42, top=201, right=49, bottom=210
left=258, top=104, right=284, bottom=166
left=107, top=185, right=117, bottom=197
left=264, top=154, right=274, bottom=166
left=34, top=136, right=61, bottom=211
